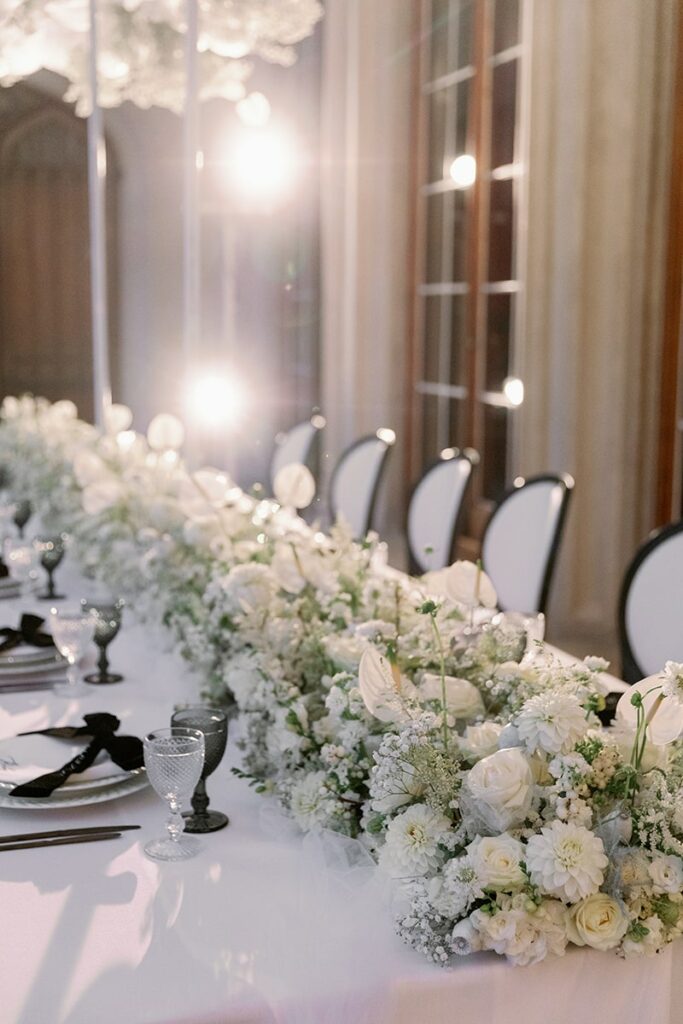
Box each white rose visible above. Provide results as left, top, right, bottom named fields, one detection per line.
left=468, top=834, right=525, bottom=890
left=648, top=855, right=683, bottom=894
left=465, top=748, right=534, bottom=832
left=419, top=673, right=484, bottom=720
left=459, top=722, right=504, bottom=761
left=567, top=893, right=629, bottom=951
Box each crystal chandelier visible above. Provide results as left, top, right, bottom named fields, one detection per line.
left=0, top=0, right=323, bottom=114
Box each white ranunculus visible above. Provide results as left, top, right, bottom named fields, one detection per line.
left=648, top=854, right=683, bottom=895
left=467, top=834, right=526, bottom=891
left=465, top=747, right=534, bottom=832
left=273, top=463, right=315, bottom=510
left=418, top=673, right=484, bottom=720
left=379, top=803, right=451, bottom=877
left=459, top=721, right=504, bottom=761
left=147, top=412, right=185, bottom=452
left=431, top=560, right=497, bottom=609
left=81, top=478, right=126, bottom=515
left=526, top=821, right=607, bottom=903
left=358, top=646, right=408, bottom=724
left=567, top=893, right=629, bottom=951
left=616, top=676, right=683, bottom=745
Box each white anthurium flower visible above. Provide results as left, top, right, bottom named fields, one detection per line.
left=177, top=468, right=235, bottom=520
left=273, top=463, right=316, bottom=510
left=81, top=478, right=126, bottom=515
left=616, top=676, right=683, bottom=745
left=73, top=448, right=109, bottom=487
left=103, top=402, right=133, bottom=435
left=442, top=560, right=497, bottom=608
left=358, top=646, right=409, bottom=724
left=147, top=412, right=185, bottom=452
left=418, top=673, right=484, bottom=720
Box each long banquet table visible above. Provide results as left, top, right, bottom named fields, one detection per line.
left=1, top=571, right=682, bottom=1024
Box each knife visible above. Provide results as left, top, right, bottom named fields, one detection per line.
left=0, top=824, right=141, bottom=845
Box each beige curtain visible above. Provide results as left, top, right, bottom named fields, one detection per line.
left=517, top=0, right=677, bottom=652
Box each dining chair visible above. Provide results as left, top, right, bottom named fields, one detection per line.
left=269, top=413, right=325, bottom=492
left=618, top=520, right=683, bottom=683
left=328, top=429, right=395, bottom=538
left=481, top=473, right=574, bottom=614
left=407, top=449, right=477, bottom=574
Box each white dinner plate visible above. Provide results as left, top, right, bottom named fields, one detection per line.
left=0, top=654, right=66, bottom=676
left=0, top=770, right=148, bottom=809
left=0, top=647, right=60, bottom=667
left=0, top=732, right=142, bottom=790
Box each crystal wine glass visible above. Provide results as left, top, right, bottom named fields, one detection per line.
left=12, top=500, right=32, bottom=538
left=3, top=538, right=40, bottom=598
left=170, top=706, right=229, bottom=832
left=81, top=598, right=124, bottom=684
left=143, top=727, right=205, bottom=861
left=49, top=605, right=97, bottom=698
left=36, top=534, right=67, bottom=600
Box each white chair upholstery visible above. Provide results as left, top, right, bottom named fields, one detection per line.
left=407, top=454, right=473, bottom=573
left=620, top=522, right=683, bottom=681
left=329, top=432, right=394, bottom=538
left=482, top=474, right=573, bottom=614
left=269, top=417, right=323, bottom=491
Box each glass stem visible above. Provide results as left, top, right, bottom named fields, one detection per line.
left=66, top=662, right=78, bottom=688
left=190, top=778, right=209, bottom=819
left=167, top=799, right=185, bottom=843
left=97, top=644, right=109, bottom=677
left=46, top=570, right=55, bottom=598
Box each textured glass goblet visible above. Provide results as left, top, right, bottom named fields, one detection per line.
left=50, top=605, right=97, bottom=698
left=170, top=707, right=229, bottom=833
left=143, top=728, right=205, bottom=861
left=36, top=535, right=67, bottom=600
left=12, top=500, right=32, bottom=538
left=3, top=538, right=40, bottom=598
left=81, top=598, right=124, bottom=684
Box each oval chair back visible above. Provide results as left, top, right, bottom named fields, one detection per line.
left=329, top=431, right=395, bottom=538
left=618, top=520, right=683, bottom=683
left=269, top=415, right=325, bottom=492
left=482, top=473, right=574, bottom=614
left=407, top=451, right=475, bottom=574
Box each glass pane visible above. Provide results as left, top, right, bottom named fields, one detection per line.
left=428, top=88, right=448, bottom=182
left=421, top=394, right=441, bottom=464
left=491, top=60, right=517, bottom=169
left=426, top=193, right=447, bottom=282
left=455, top=77, right=471, bottom=157
left=485, top=293, right=512, bottom=390
left=487, top=178, right=514, bottom=281
left=450, top=296, right=469, bottom=387
left=430, top=0, right=451, bottom=81
left=456, top=0, right=476, bottom=68
left=482, top=405, right=508, bottom=502
left=448, top=396, right=467, bottom=449
left=493, top=0, right=520, bottom=53
left=423, top=297, right=444, bottom=382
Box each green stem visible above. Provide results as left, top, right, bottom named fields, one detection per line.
left=429, top=610, right=448, bottom=753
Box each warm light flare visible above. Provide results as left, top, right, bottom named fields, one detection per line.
left=185, top=371, right=247, bottom=430
left=226, top=128, right=297, bottom=203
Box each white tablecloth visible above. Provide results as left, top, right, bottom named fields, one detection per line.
left=0, top=574, right=680, bottom=1024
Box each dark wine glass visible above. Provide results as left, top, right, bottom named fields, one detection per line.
left=170, top=706, right=229, bottom=833
left=36, top=535, right=67, bottom=599
left=81, top=598, right=124, bottom=684
left=13, top=500, right=32, bottom=538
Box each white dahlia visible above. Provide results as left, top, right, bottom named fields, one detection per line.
left=516, top=692, right=588, bottom=755
left=525, top=821, right=607, bottom=903
left=379, top=804, right=451, bottom=878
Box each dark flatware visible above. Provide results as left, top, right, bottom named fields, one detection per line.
left=0, top=832, right=123, bottom=853
left=0, top=824, right=141, bottom=845
left=0, top=683, right=65, bottom=694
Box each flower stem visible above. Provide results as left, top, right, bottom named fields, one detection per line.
left=429, top=610, right=448, bottom=753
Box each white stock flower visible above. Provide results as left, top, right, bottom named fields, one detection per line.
left=467, top=834, right=526, bottom=891
left=516, top=691, right=588, bottom=755
left=526, top=822, right=607, bottom=903
left=471, top=897, right=567, bottom=966
left=465, top=747, right=534, bottom=833
left=379, top=804, right=451, bottom=877
left=418, top=673, right=484, bottom=720
left=648, top=855, right=683, bottom=895
left=567, top=893, right=629, bottom=951
left=458, top=721, right=504, bottom=761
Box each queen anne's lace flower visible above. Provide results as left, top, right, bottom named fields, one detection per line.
left=525, top=822, right=608, bottom=902
left=380, top=804, right=451, bottom=877
left=516, top=691, right=588, bottom=755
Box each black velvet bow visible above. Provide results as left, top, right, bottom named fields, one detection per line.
left=9, top=712, right=144, bottom=798
left=0, top=560, right=8, bottom=580
left=0, top=614, right=55, bottom=655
